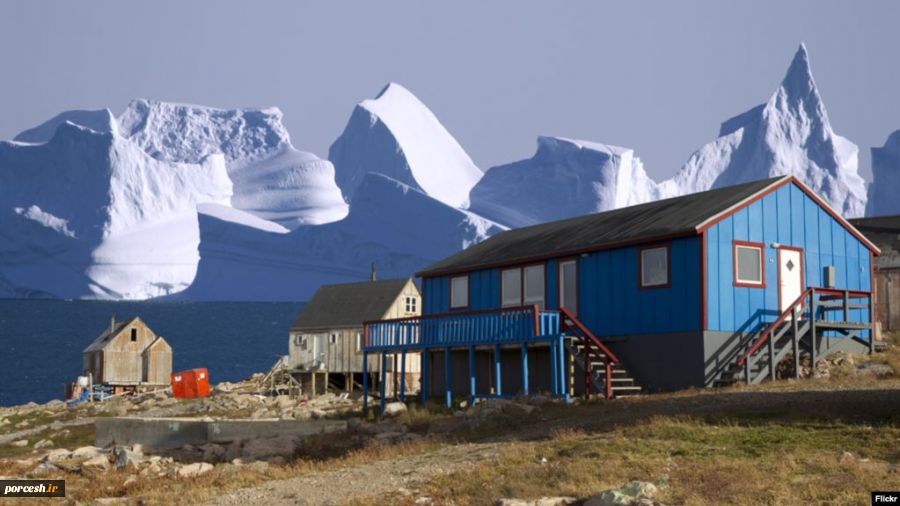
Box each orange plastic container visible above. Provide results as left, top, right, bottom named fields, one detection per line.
left=171, top=368, right=211, bottom=399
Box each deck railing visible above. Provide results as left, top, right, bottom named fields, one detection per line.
left=364, top=305, right=560, bottom=351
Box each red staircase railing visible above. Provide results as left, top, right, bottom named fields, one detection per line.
left=559, top=307, right=620, bottom=400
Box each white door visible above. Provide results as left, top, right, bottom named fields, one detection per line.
left=314, top=335, right=325, bottom=365
left=778, top=248, right=804, bottom=316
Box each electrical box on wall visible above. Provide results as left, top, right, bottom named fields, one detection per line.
left=824, top=265, right=836, bottom=288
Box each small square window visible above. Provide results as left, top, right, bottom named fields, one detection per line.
left=640, top=246, right=669, bottom=288
left=734, top=242, right=764, bottom=287
left=450, top=275, right=469, bottom=308
left=130, top=328, right=137, bottom=342
left=404, top=296, right=417, bottom=314
left=329, top=333, right=337, bottom=345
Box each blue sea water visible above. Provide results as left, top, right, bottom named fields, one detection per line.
left=0, top=300, right=303, bottom=406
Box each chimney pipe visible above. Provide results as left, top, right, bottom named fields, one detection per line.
left=370, top=262, right=377, bottom=282
left=110, top=314, right=115, bottom=334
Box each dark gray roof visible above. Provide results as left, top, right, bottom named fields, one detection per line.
left=419, top=177, right=786, bottom=277
left=850, top=215, right=900, bottom=252
left=84, top=317, right=139, bottom=353
left=850, top=215, right=900, bottom=268
left=290, top=278, right=413, bottom=330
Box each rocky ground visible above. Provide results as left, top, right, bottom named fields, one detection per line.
left=0, top=343, right=897, bottom=505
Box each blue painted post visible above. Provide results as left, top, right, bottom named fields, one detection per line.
left=468, top=346, right=476, bottom=405
left=444, top=347, right=452, bottom=408
left=521, top=344, right=529, bottom=396
left=362, top=351, right=369, bottom=415
left=400, top=349, right=407, bottom=402
left=494, top=344, right=502, bottom=396
left=380, top=352, right=387, bottom=415
left=558, top=334, right=569, bottom=402
left=421, top=349, right=430, bottom=405
left=550, top=339, right=558, bottom=396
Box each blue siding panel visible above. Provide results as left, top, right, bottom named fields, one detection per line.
left=706, top=181, right=873, bottom=334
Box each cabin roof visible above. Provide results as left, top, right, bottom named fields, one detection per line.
left=850, top=215, right=900, bottom=252
left=83, top=316, right=140, bottom=353
left=419, top=176, right=879, bottom=277
left=291, top=278, right=414, bottom=330
left=850, top=214, right=900, bottom=268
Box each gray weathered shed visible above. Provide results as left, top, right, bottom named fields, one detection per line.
left=83, top=316, right=172, bottom=388
left=851, top=215, right=900, bottom=332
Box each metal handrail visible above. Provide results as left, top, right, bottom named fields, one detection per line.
left=559, top=307, right=620, bottom=364
left=736, top=287, right=872, bottom=368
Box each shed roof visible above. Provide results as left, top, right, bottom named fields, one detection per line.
left=419, top=176, right=879, bottom=277
left=83, top=316, right=140, bottom=353
left=290, top=278, right=414, bottom=330
left=850, top=215, right=900, bottom=268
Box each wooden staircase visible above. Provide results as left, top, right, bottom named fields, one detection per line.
left=559, top=308, right=643, bottom=399
left=716, top=288, right=873, bottom=386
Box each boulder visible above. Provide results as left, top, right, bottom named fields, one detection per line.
left=241, top=436, right=298, bottom=461
left=44, top=449, right=72, bottom=463
left=620, top=481, right=658, bottom=499
left=114, top=446, right=144, bottom=470
left=82, top=455, right=111, bottom=473
left=383, top=402, right=408, bottom=417
left=33, top=439, right=54, bottom=449
left=10, top=439, right=28, bottom=447
left=31, top=461, right=61, bottom=476
left=584, top=490, right=632, bottom=506
left=310, top=408, right=328, bottom=419
left=177, top=462, right=214, bottom=478
left=203, top=444, right=226, bottom=463
left=225, top=440, right=243, bottom=462
left=71, top=446, right=105, bottom=460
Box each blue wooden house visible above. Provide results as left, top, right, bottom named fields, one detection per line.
left=362, top=176, right=879, bottom=411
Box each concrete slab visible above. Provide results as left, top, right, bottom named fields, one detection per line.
left=95, top=417, right=347, bottom=450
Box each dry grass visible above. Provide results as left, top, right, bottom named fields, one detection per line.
left=411, top=416, right=900, bottom=506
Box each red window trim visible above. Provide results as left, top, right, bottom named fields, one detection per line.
left=638, top=243, right=671, bottom=290
left=733, top=240, right=766, bottom=288
left=449, top=274, right=470, bottom=310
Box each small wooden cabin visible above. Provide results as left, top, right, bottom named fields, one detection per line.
left=289, top=278, right=421, bottom=395
left=362, top=176, right=880, bottom=411
left=851, top=214, right=900, bottom=334
left=83, top=316, right=172, bottom=392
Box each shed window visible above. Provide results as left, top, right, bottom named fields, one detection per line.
left=404, top=296, right=417, bottom=313
left=501, top=268, right=522, bottom=307
left=130, top=328, right=137, bottom=342
left=450, top=275, right=469, bottom=309
left=640, top=246, right=669, bottom=288
left=734, top=242, right=764, bottom=286
left=523, top=265, right=545, bottom=309
left=329, top=333, right=337, bottom=345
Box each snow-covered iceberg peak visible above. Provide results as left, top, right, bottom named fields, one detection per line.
left=118, top=99, right=348, bottom=228
left=665, top=43, right=867, bottom=218
left=468, top=136, right=660, bottom=228
left=329, top=82, right=483, bottom=208
left=13, top=108, right=119, bottom=143
left=867, top=130, right=900, bottom=216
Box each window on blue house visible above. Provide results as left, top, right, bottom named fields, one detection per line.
left=523, top=265, right=545, bottom=309
left=450, top=275, right=469, bottom=308
left=734, top=242, right=764, bottom=287
left=559, top=260, right=578, bottom=316
left=640, top=245, right=669, bottom=288
left=501, top=268, right=522, bottom=307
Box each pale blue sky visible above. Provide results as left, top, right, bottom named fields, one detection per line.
left=1, top=1, right=898, bottom=180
